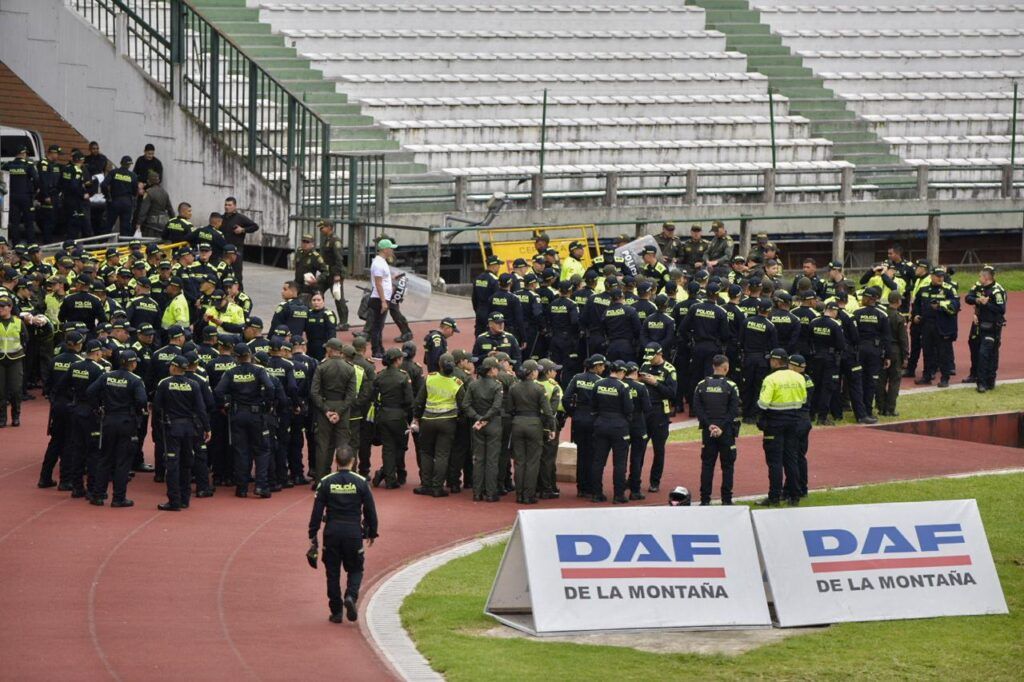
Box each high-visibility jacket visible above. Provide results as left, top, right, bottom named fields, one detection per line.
left=560, top=256, right=586, bottom=283
left=161, top=293, right=190, bottom=329
left=0, top=317, right=25, bottom=359
left=757, top=368, right=807, bottom=412
left=423, top=373, right=462, bottom=418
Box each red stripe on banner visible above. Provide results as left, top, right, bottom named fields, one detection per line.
left=810, top=555, right=973, bottom=573
left=560, top=567, right=727, bottom=579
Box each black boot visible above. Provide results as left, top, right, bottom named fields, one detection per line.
left=11, top=405, right=20, bottom=427
left=0, top=409, right=6, bottom=428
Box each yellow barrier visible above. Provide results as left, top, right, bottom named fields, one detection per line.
left=477, top=225, right=599, bottom=271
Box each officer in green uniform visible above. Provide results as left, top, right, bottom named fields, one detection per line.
left=318, top=220, right=349, bottom=331
left=508, top=359, right=555, bottom=504
left=343, top=338, right=376, bottom=477
left=309, top=338, right=358, bottom=483
left=704, top=221, right=734, bottom=277
left=369, top=347, right=413, bottom=489
left=680, top=225, right=709, bottom=270
left=294, top=234, right=328, bottom=305
left=537, top=358, right=564, bottom=498
left=652, top=222, right=682, bottom=266
left=412, top=352, right=464, bottom=497
left=494, top=352, right=517, bottom=494
left=461, top=356, right=504, bottom=501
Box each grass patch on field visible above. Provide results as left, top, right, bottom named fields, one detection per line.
left=668, top=381, right=1024, bottom=443
left=401, top=474, right=1024, bottom=681
left=951, top=268, right=1024, bottom=292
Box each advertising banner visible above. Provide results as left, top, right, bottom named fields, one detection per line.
left=753, top=499, right=1008, bottom=627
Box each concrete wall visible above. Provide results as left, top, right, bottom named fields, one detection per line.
left=0, top=0, right=289, bottom=246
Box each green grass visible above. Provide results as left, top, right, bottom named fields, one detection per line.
left=668, top=382, right=1024, bottom=442
left=401, top=474, right=1024, bottom=681
left=951, top=268, right=1024, bottom=292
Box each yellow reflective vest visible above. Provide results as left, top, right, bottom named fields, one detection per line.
left=161, top=293, right=191, bottom=329
left=424, top=373, right=462, bottom=418
left=757, top=368, right=807, bottom=412
left=0, top=317, right=25, bottom=359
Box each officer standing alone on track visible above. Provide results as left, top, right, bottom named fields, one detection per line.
left=590, top=360, right=634, bottom=504
left=154, top=355, right=210, bottom=511
left=308, top=445, right=378, bottom=624
left=692, top=354, right=740, bottom=506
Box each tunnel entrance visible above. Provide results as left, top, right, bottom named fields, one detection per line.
left=875, top=412, right=1024, bottom=449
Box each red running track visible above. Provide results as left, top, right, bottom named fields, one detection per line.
left=1, top=298, right=1021, bottom=681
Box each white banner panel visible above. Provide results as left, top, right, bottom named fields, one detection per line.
left=486, top=506, right=770, bottom=634
left=753, top=499, right=1008, bottom=627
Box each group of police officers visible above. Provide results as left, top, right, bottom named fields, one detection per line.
left=1, top=216, right=1009, bottom=514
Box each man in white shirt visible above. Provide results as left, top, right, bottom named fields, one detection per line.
left=366, top=238, right=395, bottom=358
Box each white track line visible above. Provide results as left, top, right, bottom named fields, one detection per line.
left=365, top=468, right=1024, bottom=681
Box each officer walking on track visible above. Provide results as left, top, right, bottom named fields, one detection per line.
left=369, top=347, right=413, bottom=489
left=308, top=446, right=378, bottom=624
left=85, top=349, right=148, bottom=507
left=154, top=355, right=210, bottom=510
left=590, top=360, right=634, bottom=504
left=756, top=348, right=807, bottom=507
left=214, top=343, right=277, bottom=498
left=310, top=338, right=358, bottom=483
left=461, top=356, right=505, bottom=501
left=693, top=354, right=740, bottom=506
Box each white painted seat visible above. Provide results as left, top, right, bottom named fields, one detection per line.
left=756, top=5, right=1024, bottom=32
left=863, top=113, right=1023, bottom=138
left=883, top=135, right=1023, bottom=160
left=819, top=71, right=1024, bottom=95
left=841, top=92, right=1021, bottom=117
left=797, top=49, right=1024, bottom=74
left=774, top=28, right=1024, bottom=52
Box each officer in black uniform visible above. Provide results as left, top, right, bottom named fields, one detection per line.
left=739, top=299, right=777, bottom=422
left=59, top=276, right=107, bottom=335
left=964, top=265, right=1008, bottom=392
left=86, top=349, right=148, bottom=506
left=152, top=355, right=210, bottom=510
left=638, top=342, right=677, bottom=493
left=369, top=347, right=413, bottom=489
left=590, top=360, right=633, bottom=504
left=562, top=354, right=603, bottom=498
left=547, top=280, right=580, bottom=385
left=215, top=343, right=277, bottom=498
left=641, top=294, right=676, bottom=352
left=36, top=144, right=63, bottom=243
left=63, top=339, right=106, bottom=498
left=205, top=335, right=238, bottom=486
left=680, top=281, right=729, bottom=388
left=809, top=301, right=846, bottom=425
left=487, top=273, right=523, bottom=342
left=38, top=331, right=84, bottom=489
left=472, top=256, right=502, bottom=335
left=770, top=291, right=801, bottom=354
left=471, top=312, right=522, bottom=366
left=622, top=362, right=652, bottom=501
left=852, top=286, right=891, bottom=418
left=913, top=267, right=960, bottom=388
left=1, top=146, right=39, bottom=243
left=100, top=156, right=138, bottom=236
left=308, top=446, right=378, bottom=623
left=270, top=281, right=309, bottom=339
left=601, top=287, right=641, bottom=363
left=422, top=316, right=458, bottom=373
left=693, top=354, right=740, bottom=505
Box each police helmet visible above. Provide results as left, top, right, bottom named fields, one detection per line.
left=668, top=486, right=692, bottom=507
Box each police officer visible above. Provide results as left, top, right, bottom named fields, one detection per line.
left=271, top=280, right=310, bottom=339
left=787, top=354, right=814, bottom=499
left=547, top=280, right=580, bottom=384
left=461, top=356, right=504, bottom=501
left=590, top=360, right=633, bottom=504
left=101, top=156, right=138, bottom=236
left=0, top=295, right=28, bottom=427
left=85, top=349, right=148, bottom=506
left=61, top=150, right=92, bottom=239
left=63, top=339, right=106, bottom=498
left=641, top=294, right=676, bottom=353
left=58, top=276, right=106, bottom=335
left=638, top=342, right=677, bottom=493
left=964, top=265, right=1007, bottom=393
left=516, top=273, right=545, bottom=358
left=914, top=267, right=960, bottom=388
left=318, top=220, right=350, bottom=331
left=294, top=234, right=328, bottom=304
left=693, top=354, right=740, bottom=506
left=309, top=338, right=358, bottom=483
left=640, top=245, right=671, bottom=291
left=704, top=221, right=734, bottom=277
left=285, top=337, right=316, bottom=485
left=423, top=317, right=459, bottom=373
left=369, top=347, right=413, bottom=489
left=809, top=301, right=846, bottom=425
left=601, top=287, right=641, bottom=363
left=561, top=240, right=588, bottom=283
left=562, top=354, right=604, bottom=498
left=38, top=331, right=84, bottom=488
left=472, top=312, right=522, bottom=366
left=488, top=273, right=523, bottom=342
left=756, top=348, right=806, bottom=506
left=266, top=338, right=300, bottom=490
left=344, top=338, right=376, bottom=478
left=903, top=259, right=931, bottom=378
left=304, top=292, right=337, bottom=362
left=36, top=145, right=63, bottom=243
left=308, top=446, right=378, bottom=623
left=152, top=354, right=210, bottom=510
left=1, top=146, right=39, bottom=243
left=680, top=225, right=709, bottom=270
left=739, top=299, right=777, bottom=422
left=852, top=286, right=891, bottom=418
left=622, top=362, right=652, bottom=501
left=507, top=359, right=554, bottom=504
left=879, top=291, right=908, bottom=415
left=412, top=352, right=465, bottom=497
left=472, top=256, right=502, bottom=335
left=680, top=281, right=729, bottom=388
left=770, top=291, right=801, bottom=354
left=652, top=222, right=682, bottom=266
left=214, top=343, right=277, bottom=498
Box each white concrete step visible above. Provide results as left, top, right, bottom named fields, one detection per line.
left=775, top=28, right=1024, bottom=52
left=381, top=115, right=811, bottom=145
left=884, top=135, right=1024, bottom=160
left=280, top=28, right=728, bottom=54
left=863, top=113, right=1024, bottom=138
left=308, top=51, right=749, bottom=77
left=329, top=71, right=770, bottom=98
left=753, top=0, right=996, bottom=6
left=358, top=93, right=791, bottom=121
left=758, top=5, right=1024, bottom=31
left=820, top=71, right=1024, bottom=94
left=256, top=4, right=708, bottom=32
left=404, top=137, right=833, bottom=167
left=799, top=49, right=1024, bottom=74
left=841, top=92, right=1020, bottom=116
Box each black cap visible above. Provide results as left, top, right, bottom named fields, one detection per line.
left=769, top=348, right=789, bottom=361
left=789, top=354, right=807, bottom=368
left=486, top=255, right=503, bottom=266
left=119, top=349, right=139, bottom=363
left=585, top=354, right=607, bottom=367
left=488, top=312, right=505, bottom=323
left=440, top=317, right=460, bottom=332
left=166, top=325, right=185, bottom=338
left=169, top=355, right=189, bottom=369
left=233, top=342, right=252, bottom=357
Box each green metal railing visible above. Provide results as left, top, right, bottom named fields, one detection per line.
left=70, top=0, right=387, bottom=229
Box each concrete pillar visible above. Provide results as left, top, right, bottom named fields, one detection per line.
left=839, top=166, right=854, bottom=203
left=114, top=13, right=128, bottom=57
left=603, top=172, right=619, bottom=207
left=351, top=222, right=367, bottom=277
left=634, top=220, right=644, bottom=240
left=762, top=168, right=776, bottom=204
left=927, top=210, right=941, bottom=266
left=739, top=215, right=752, bottom=260
left=832, top=212, right=846, bottom=264
left=685, top=169, right=698, bottom=204
left=1001, top=164, right=1014, bottom=198
left=375, top=177, right=390, bottom=218
left=453, top=176, right=467, bottom=212
left=530, top=174, right=544, bottom=211
left=916, top=166, right=929, bottom=200
left=427, top=229, right=443, bottom=290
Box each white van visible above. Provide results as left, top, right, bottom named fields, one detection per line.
left=0, top=126, right=44, bottom=162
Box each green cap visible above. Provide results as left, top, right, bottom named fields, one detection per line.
left=377, top=238, right=397, bottom=250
